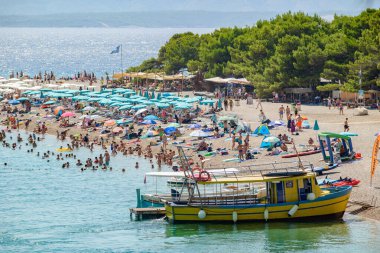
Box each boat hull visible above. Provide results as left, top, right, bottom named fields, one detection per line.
left=165, top=186, right=351, bottom=223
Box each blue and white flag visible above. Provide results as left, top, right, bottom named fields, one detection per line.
left=110, top=45, right=121, bottom=54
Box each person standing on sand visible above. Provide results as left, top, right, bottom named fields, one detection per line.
left=237, top=143, right=244, bottom=161
left=231, top=133, right=236, bottom=150
left=339, top=102, right=344, bottom=115
left=290, top=119, right=296, bottom=135
left=279, top=105, right=284, bottom=120
left=328, top=97, right=332, bottom=110
left=224, top=98, right=228, bottom=111
left=285, top=105, right=290, bottom=118
left=287, top=114, right=292, bottom=132
left=344, top=118, right=349, bottom=132
left=229, top=99, right=234, bottom=111
left=162, top=134, right=168, bottom=150
left=256, top=97, right=262, bottom=109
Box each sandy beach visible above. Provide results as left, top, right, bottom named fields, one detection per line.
left=1, top=93, right=380, bottom=221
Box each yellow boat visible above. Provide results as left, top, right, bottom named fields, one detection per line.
left=165, top=171, right=351, bottom=223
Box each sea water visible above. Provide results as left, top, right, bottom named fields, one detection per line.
left=0, top=27, right=212, bottom=78
left=1, top=130, right=380, bottom=252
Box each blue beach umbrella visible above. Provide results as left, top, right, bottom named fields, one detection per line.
left=8, top=100, right=20, bottom=105
left=151, top=90, right=155, bottom=99
left=141, top=119, right=157, bottom=125
left=144, top=115, right=159, bottom=120
left=80, top=90, right=91, bottom=95
left=65, top=90, right=80, bottom=94
left=142, top=101, right=155, bottom=105
left=164, top=126, right=177, bottom=134
left=144, top=90, right=149, bottom=98
left=130, top=95, right=142, bottom=99
left=43, top=101, right=56, bottom=105
left=87, top=97, right=100, bottom=102
left=72, top=95, right=89, bottom=101
left=116, top=118, right=133, bottom=125
left=132, top=104, right=147, bottom=110
left=17, top=97, right=29, bottom=102
left=157, top=93, right=161, bottom=100
left=109, top=102, right=123, bottom=107
left=119, top=104, right=133, bottom=111
left=156, top=103, right=169, bottom=109
left=139, top=90, right=143, bottom=96
left=99, top=99, right=112, bottom=105
left=189, top=123, right=201, bottom=129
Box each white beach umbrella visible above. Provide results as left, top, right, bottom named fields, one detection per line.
left=189, top=130, right=213, bottom=137
left=83, top=106, right=96, bottom=111
left=135, top=108, right=148, bottom=115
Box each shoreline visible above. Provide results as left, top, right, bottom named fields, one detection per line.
left=1, top=92, right=380, bottom=221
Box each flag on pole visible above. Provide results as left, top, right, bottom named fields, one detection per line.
left=110, top=45, right=121, bottom=54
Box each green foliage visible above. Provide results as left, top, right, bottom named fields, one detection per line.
left=127, top=58, right=162, bottom=73
left=316, top=83, right=340, bottom=92
left=158, top=32, right=200, bottom=74
left=130, top=9, right=380, bottom=96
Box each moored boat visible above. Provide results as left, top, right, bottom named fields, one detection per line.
left=164, top=147, right=352, bottom=223
left=165, top=171, right=352, bottom=223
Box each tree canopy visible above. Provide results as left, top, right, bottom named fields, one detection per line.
left=128, top=9, right=380, bottom=96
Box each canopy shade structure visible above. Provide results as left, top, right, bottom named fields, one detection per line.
left=204, top=77, right=251, bottom=85
left=284, top=88, right=313, bottom=94
left=113, top=72, right=195, bottom=81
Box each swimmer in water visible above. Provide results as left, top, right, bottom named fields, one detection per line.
left=135, top=162, right=139, bottom=169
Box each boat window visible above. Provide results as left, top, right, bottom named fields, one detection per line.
left=299, top=178, right=312, bottom=201
left=276, top=182, right=285, bottom=203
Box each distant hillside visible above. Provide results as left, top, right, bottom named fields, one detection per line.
left=0, top=11, right=278, bottom=28
left=0, top=10, right=362, bottom=28
left=0, top=0, right=376, bottom=15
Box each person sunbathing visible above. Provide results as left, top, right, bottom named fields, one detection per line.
left=266, top=147, right=281, bottom=156
left=196, top=140, right=208, bottom=151
left=280, top=143, right=288, bottom=152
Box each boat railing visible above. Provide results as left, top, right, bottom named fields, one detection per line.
left=204, top=161, right=314, bottom=182
left=190, top=194, right=262, bottom=206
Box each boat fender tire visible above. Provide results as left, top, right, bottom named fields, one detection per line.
left=232, top=211, right=238, bottom=222
left=307, top=193, right=316, bottom=201
left=288, top=205, right=299, bottom=217
left=264, top=209, right=269, bottom=221
left=198, top=210, right=206, bottom=219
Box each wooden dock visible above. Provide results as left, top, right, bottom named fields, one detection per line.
left=129, top=207, right=166, bottom=220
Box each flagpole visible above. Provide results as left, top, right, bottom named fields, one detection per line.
left=121, top=44, right=123, bottom=84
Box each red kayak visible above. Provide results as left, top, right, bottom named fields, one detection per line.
left=333, top=179, right=360, bottom=187
left=281, top=150, right=321, bottom=158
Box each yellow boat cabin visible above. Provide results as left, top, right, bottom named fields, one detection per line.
left=165, top=171, right=351, bottom=223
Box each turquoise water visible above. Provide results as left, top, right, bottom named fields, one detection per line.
left=0, top=28, right=212, bottom=77
left=1, top=130, right=380, bottom=252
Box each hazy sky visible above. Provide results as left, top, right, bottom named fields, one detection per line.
left=0, top=0, right=379, bottom=15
